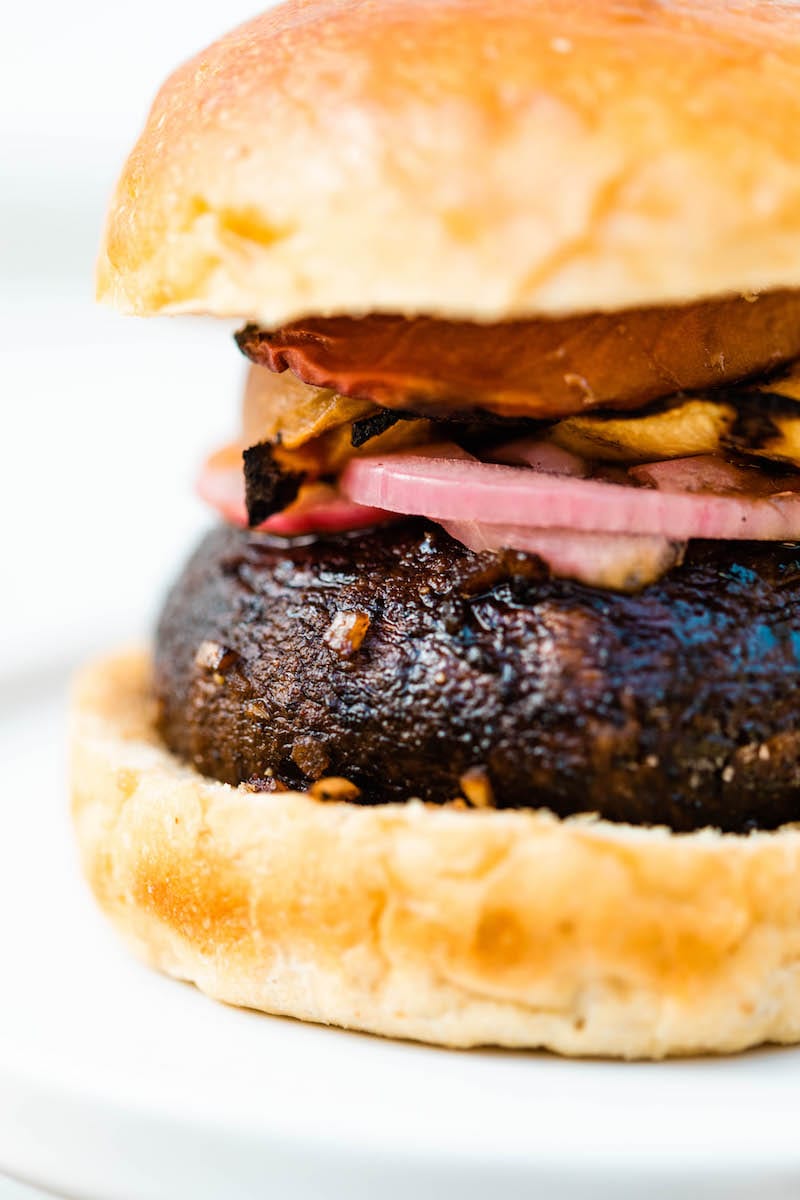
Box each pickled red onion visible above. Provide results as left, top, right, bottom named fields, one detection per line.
left=340, top=452, right=800, bottom=540
left=629, top=454, right=800, bottom=496
left=197, top=448, right=392, bottom=535
left=443, top=522, right=684, bottom=591
left=489, top=438, right=588, bottom=476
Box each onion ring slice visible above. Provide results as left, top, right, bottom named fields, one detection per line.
left=341, top=451, right=800, bottom=540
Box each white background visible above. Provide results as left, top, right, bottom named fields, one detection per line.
left=0, top=1, right=272, bottom=680
left=1, top=5, right=267, bottom=1196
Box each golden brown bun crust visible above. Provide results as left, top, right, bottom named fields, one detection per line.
left=97, top=0, right=800, bottom=325
left=72, top=649, right=800, bottom=1058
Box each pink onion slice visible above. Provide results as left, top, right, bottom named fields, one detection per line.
left=340, top=452, right=800, bottom=540
left=197, top=450, right=393, bottom=535
left=444, top=521, right=685, bottom=591
left=489, top=437, right=588, bottom=477
left=629, top=454, right=800, bottom=496
left=264, top=487, right=394, bottom=535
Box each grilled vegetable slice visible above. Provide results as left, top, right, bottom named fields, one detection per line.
left=723, top=379, right=800, bottom=469
left=550, top=397, right=735, bottom=463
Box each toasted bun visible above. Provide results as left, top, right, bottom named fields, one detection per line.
left=72, top=648, right=800, bottom=1058
left=96, top=0, right=800, bottom=326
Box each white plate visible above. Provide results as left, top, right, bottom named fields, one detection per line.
left=2, top=670, right=800, bottom=1200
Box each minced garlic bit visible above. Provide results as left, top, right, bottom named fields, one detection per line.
left=459, top=766, right=495, bottom=809
left=194, top=639, right=237, bottom=673
left=323, top=609, right=371, bottom=657
left=309, top=776, right=362, bottom=802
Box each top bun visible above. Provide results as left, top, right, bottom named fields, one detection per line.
left=97, top=0, right=800, bottom=326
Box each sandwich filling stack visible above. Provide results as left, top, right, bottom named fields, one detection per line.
left=73, top=0, right=800, bottom=1057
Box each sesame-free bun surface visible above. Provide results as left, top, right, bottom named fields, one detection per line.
left=72, top=649, right=800, bottom=1058
left=97, top=0, right=800, bottom=326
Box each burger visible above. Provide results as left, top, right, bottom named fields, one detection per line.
left=72, top=0, right=800, bottom=1058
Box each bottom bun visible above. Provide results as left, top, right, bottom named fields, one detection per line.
left=71, top=649, right=800, bottom=1058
